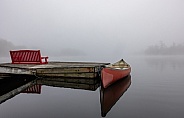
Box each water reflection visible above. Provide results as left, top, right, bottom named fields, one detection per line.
left=0, top=75, right=131, bottom=117
left=0, top=76, right=100, bottom=104
left=0, top=76, right=36, bottom=104
left=37, top=77, right=100, bottom=91
left=100, top=75, right=131, bottom=117
left=145, top=55, right=184, bottom=70
left=21, top=84, right=42, bottom=94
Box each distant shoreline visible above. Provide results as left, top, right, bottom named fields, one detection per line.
left=145, top=42, right=184, bottom=55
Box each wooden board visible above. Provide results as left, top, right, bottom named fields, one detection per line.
left=0, top=62, right=109, bottom=78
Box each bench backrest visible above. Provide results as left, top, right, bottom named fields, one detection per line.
left=10, top=50, right=43, bottom=64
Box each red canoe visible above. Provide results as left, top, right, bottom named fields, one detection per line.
left=101, top=59, right=131, bottom=88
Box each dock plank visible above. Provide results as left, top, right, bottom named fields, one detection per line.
left=0, top=62, right=109, bottom=78
left=37, top=73, right=97, bottom=78
left=36, top=67, right=95, bottom=73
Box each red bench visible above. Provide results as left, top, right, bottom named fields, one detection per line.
left=10, top=50, right=48, bottom=64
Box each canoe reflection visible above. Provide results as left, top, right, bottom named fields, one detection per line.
left=100, top=75, right=131, bottom=117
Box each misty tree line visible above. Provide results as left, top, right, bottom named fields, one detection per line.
left=0, top=38, right=84, bottom=57
left=0, top=39, right=26, bottom=57
left=145, top=42, right=184, bottom=55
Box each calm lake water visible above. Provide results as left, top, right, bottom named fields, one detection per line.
left=0, top=55, right=184, bottom=118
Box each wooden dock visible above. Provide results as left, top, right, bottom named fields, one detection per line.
left=0, top=62, right=109, bottom=78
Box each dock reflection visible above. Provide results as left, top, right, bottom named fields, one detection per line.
left=0, top=76, right=100, bottom=104
left=37, top=77, right=100, bottom=91
left=0, top=75, right=131, bottom=117
left=0, top=76, right=37, bottom=104
left=100, top=75, right=131, bottom=117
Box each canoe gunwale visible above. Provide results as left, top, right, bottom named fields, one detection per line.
left=104, top=67, right=131, bottom=71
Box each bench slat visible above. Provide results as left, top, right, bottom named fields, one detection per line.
left=10, top=50, right=48, bottom=64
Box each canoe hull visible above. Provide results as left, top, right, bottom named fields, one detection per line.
left=101, top=66, right=131, bottom=88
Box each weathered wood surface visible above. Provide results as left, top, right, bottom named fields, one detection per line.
left=0, top=64, right=35, bottom=75
left=0, top=62, right=109, bottom=78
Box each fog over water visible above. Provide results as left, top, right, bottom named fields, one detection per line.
left=0, top=0, right=184, bottom=60
left=1, top=1, right=184, bottom=117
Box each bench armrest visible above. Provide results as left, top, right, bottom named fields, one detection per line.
left=41, top=56, right=48, bottom=59
left=41, top=56, right=48, bottom=63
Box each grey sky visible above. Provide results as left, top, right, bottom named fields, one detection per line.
left=0, top=0, right=184, bottom=57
